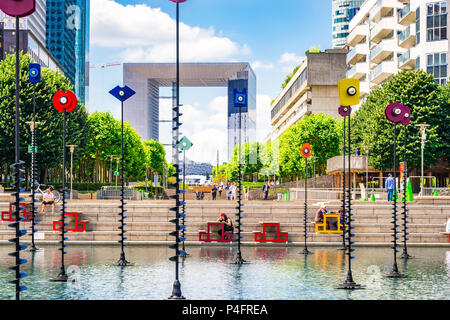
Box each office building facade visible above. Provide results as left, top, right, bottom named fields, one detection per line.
left=333, top=0, right=365, bottom=48
left=346, top=0, right=448, bottom=99
left=267, top=49, right=348, bottom=142
left=0, top=1, right=63, bottom=73
left=46, top=0, right=89, bottom=104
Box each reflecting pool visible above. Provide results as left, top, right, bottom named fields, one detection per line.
left=0, top=246, right=449, bottom=300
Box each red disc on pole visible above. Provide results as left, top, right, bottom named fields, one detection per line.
left=53, top=90, right=78, bottom=113
left=300, top=143, right=312, bottom=158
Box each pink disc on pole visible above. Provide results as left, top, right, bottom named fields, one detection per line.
left=0, top=0, right=36, bottom=17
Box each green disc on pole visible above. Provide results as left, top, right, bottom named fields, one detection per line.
left=114, top=171, right=119, bottom=176
left=179, top=136, right=193, bottom=151
left=28, top=146, right=37, bottom=153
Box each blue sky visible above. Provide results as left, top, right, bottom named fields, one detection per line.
left=89, top=0, right=332, bottom=164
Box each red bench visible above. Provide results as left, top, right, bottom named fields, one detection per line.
left=53, top=212, right=86, bottom=232
left=1, top=203, right=33, bottom=222
left=199, top=222, right=232, bottom=242
left=254, top=222, right=288, bottom=243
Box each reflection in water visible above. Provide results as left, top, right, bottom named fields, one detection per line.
left=0, top=246, right=448, bottom=300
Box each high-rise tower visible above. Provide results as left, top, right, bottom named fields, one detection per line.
left=332, top=0, right=365, bottom=48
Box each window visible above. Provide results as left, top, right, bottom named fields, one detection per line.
left=426, top=2, right=447, bottom=41
left=416, top=7, right=420, bottom=45
left=426, top=53, right=447, bottom=85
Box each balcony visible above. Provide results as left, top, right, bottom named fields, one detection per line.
left=370, top=38, right=396, bottom=64
left=359, top=81, right=370, bottom=97
left=371, top=0, right=397, bottom=22
left=398, top=2, right=416, bottom=26
left=370, top=60, right=396, bottom=84
left=398, top=49, right=416, bottom=70
left=398, top=26, right=416, bottom=49
left=348, top=62, right=369, bottom=80
left=347, top=24, right=369, bottom=47
left=347, top=43, right=369, bottom=65
left=370, top=16, right=396, bottom=43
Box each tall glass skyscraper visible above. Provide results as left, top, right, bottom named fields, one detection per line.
left=46, top=0, right=89, bottom=105
left=332, top=0, right=365, bottom=48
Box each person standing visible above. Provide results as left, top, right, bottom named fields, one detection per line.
left=218, top=183, right=223, bottom=198
left=385, top=173, right=395, bottom=202
left=211, top=184, right=217, bottom=201
left=231, top=183, right=237, bottom=200
left=262, top=182, right=270, bottom=200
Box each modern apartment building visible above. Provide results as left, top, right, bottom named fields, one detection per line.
left=0, top=0, right=63, bottom=73
left=267, top=49, right=348, bottom=142
left=46, top=0, right=90, bottom=105
left=346, top=0, right=448, bottom=100
left=332, top=0, right=365, bottom=48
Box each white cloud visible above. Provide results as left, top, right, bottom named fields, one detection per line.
left=251, top=61, right=274, bottom=71
left=279, top=52, right=304, bottom=65
left=91, top=0, right=250, bottom=62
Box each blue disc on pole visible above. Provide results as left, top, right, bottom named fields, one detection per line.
left=109, top=86, right=136, bottom=102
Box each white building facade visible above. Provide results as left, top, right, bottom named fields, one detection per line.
left=346, top=0, right=448, bottom=99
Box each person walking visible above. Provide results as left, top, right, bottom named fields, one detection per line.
left=231, top=183, right=237, bottom=201
left=385, top=173, right=395, bottom=202
left=262, top=182, right=270, bottom=200
left=218, top=184, right=223, bottom=198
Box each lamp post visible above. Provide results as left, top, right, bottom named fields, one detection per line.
left=108, top=155, right=115, bottom=185
left=109, top=85, right=136, bottom=267
left=115, top=157, right=120, bottom=186
left=311, top=156, right=317, bottom=189
left=168, top=0, right=188, bottom=300
left=364, top=146, right=371, bottom=190
left=415, top=124, right=429, bottom=196
left=66, top=145, right=78, bottom=200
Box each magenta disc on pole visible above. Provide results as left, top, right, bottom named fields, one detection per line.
left=169, top=0, right=187, bottom=3
left=0, top=0, right=36, bottom=17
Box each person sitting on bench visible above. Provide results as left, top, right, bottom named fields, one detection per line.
left=217, top=213, right=233, bottom=240
left=315, top=204, right=328, bottom=224
left=40, top=188, right=55, bottom=214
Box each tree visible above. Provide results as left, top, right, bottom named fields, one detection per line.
left=279, top=113, right=340, bottom=178
left=351, top=70, right=446, bottom=171
left=0, top=52, right=89, bottom=183
left=143, top=140, right=167, bottom=176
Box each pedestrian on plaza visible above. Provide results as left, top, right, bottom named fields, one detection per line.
left=211, top=184, right=217, bottom=200
left=385, top=173, right=395, bottom=202
left=218, top=184, right=223, bottom=198
left=40, top=188, right=55, bottom=214
left=231, top=183, right=237, bottom=200
left=262, top=181, right=270, bottom=200
left=356, top=147, right=361, bottom=156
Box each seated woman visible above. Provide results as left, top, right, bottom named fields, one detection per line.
left=217, top=213, right=233, bottom=240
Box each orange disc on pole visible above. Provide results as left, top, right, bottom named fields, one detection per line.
left=300, top=143, right=312, bottom=158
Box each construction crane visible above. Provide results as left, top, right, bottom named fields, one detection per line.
left=90, top=62, right=122, bottom=69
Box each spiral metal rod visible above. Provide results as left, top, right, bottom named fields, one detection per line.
left=29, top=84, right=39, bottom=252
left=116, top=101, right=132, bottom=266
left=387, top=123, right=407, bottom=277
left=300, top=157, right=312, bottom=255
left=338, top=119, right=347, bottom=251
left=10, top=15, right=28, bottom=299
left=400, top=127, right=412, bottom=259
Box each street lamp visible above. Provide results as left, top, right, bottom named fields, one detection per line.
left=66, top=145, right=78, bottom=200
left=363, top=146, right=371, bottom=190
left=415, top=124, right=429, bottom=196
left=115, top=157, right=120, bottom=186
left=108, top=155, right=115, bottom=185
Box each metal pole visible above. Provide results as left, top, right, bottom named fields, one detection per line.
left=116, top=101, right=131, bottom=266
left=300, top=157, right=311, bottom=255
left=29, top=83, right=39, bottom=252
left=401, top=127, right=412, bottom=259
left=50, top=111, right=68, bottom=282
left=10, top=15, right=27, bottom=299
left=169, top=1, right=185, bottom=299
left=339, top=118, right=346, bottom=251
left=386, top=122, right=406, bottom=278
left=70, top=149, right=74, bottom=200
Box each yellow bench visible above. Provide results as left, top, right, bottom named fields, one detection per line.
left=315, top=214, right=344, bottom=234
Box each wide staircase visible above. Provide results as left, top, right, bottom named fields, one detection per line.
left=0, top=199, right=448, bottom=245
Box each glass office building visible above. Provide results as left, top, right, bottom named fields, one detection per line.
left=46, top=0, right=89, bottom=105
left=332, top=0, right=365, bottom=48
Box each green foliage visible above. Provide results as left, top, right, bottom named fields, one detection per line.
left=351, top=70, right=447, bottom=171
left=0, top=52, right=89, bottom=179
left=143, top=140, right=167, bottom=175
left=282, top=65, right=301, bottom=89
left=279, top=113, right=340, bottom=177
